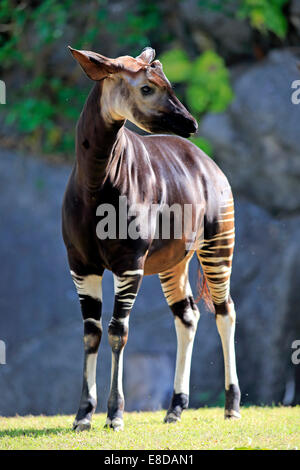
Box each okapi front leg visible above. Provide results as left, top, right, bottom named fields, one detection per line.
left=106, top=269, right=143, bottom=431
left=71, top=270, right=103, bottom=431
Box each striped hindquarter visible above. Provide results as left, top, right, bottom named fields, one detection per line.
left=197, top=197, right=235, bottom=310
left=159, top=253, right=200, bottom=423
left=197, top=197, right=241, bottom=418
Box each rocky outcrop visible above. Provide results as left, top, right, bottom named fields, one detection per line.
left=179, top=0, right=252, bottom=59
left=291, top=0, right=300, bottom=35
left=0, top=148, right=299, bottom=416
left=200, top=49, right=300, bottom=215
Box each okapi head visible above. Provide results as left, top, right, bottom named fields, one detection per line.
left=68, top=46, right=198, bottom=138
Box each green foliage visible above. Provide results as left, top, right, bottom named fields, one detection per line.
left=160, top=48, right=234, bottom=116
left=190, top=137, right=213, bottom=157
left=158, top=49, right=192, bottom=83
left=0, top=0, right=163, bottom=157
left=237, top=0, right=289, bottom=38
left=199, top=0, right=289, bottom=38
left=159, top=47, right=234, bottom=157
left=106, top=2, right=162, bottom=54
left=187, top=51, right=233, bottom=114
left=0, top=0, right=289, bottom=158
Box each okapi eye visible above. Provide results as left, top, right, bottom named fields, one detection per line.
left=141, top=85, right=154, bottom=96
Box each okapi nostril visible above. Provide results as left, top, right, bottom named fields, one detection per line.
left=189, top=119, right=198, bottom=133
left=82, top=139, right=90, bottom=149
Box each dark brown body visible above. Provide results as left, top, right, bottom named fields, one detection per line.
left=62, top=85, right=231, bottom=277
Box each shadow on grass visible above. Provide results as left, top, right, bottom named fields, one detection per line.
left=0, top=427, right=72, bottom=438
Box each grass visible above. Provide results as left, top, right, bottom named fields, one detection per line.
left=0, top=407, right=299, bottom=450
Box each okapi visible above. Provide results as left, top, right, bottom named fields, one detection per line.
left=62, top=46, right=241, bottom=431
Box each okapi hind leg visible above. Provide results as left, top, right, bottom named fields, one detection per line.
left=197, top=198, right=241, bottom=419
left=70, top=269, right=103, bottom=431
left=215, top=299, right=241, bottom=419
left=159, top=254, right=200, bottom=424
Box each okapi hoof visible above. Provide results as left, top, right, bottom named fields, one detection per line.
left=164, top=412, right=181, bottom=424
left=225, top=384, right=241, bottom=420
left=225, top=410, right=241, bottom=420
left=73, top=418, right=91, bottom=432
left=105, top=417, right=124, bottom=431
left=164, top=392, right=188, bottom=424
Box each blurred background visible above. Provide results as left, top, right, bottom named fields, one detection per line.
left=0, top=0, right=300, bottom=416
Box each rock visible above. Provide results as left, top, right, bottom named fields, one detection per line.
left=291, top=0, right=300, bottom=35
left=200, top=49, right=300, bottom=215
left=230, top=199, right=300, bottom=405
left=179, top=0, right=252, bottom=58
left=0, top=149, right=299, bottom=417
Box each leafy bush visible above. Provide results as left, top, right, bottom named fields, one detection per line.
left=160, top=48, right=234, bottom=156
left=0, top=0, right=163, bottom=157
left=199, top=0, right=289, bottom=38
left=0, top=0, right=289, bottom=158
left=237, top=0, right=289, bottom=38
left=189, top=136, right=213, bottom=157
left=160, top=48, right=233, bottom=115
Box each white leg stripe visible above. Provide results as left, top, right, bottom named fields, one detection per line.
left=113, top=273, right=142, bottom=310
left=174, top=314, right=198, bottom=395
left=70, top=271, right=102, bottom=301
left=85, top=353, right=98, bottom=400
left=122, top=269, right=144, bottom=276
left=110, top=348, right=124, bottom=396
left=159, top=253, right=194, bottom=306
left=216, top=309, right=238, bottom=389
left=114, top=316, right=129, bottom=328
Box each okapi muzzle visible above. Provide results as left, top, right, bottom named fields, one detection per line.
left=157, top=93, right=198, bottom=138
left=62, top=45, right=241, bottom=432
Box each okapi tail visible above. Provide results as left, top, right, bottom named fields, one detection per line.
left=195, top=258, right=214, bottom=312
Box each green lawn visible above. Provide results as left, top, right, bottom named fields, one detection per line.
left=0, top=407, right=299, bottom=450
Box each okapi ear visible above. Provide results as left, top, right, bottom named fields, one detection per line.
left=68, top=46, right=120, bottom=80
left=136, top=47, right=156, bottom=64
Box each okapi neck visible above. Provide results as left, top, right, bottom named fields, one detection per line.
left=75, top=82, right=125, bottom=194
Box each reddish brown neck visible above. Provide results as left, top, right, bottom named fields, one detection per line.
left=75, top=82, right=125, bottom=194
